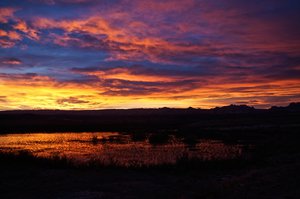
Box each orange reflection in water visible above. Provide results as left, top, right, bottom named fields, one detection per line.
left=0, top=132, right=244, bottom=166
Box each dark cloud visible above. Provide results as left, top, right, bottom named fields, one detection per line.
left=0, top=72, right=38, bottom=79
left=99, top=78, right=199, bottom=96
left=1, top=57, right=22, bottom=66
left=56, top=97, right=89, bottom=104
left=0, top=96, right=7, bottom=103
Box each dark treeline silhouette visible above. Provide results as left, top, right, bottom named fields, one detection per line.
left=0, top=102, right=299, bottom=134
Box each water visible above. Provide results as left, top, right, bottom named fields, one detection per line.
left=0, top=132, right=244, bottom=166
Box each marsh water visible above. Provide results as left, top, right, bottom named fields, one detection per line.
left=0, top=132, right=245, bottom=166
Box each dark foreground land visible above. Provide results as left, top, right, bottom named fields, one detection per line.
left=0, top=103, right=300, bottom=199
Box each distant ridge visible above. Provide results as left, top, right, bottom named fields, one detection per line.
left=0, top=102, right=299, bottom=115
left=0, top=102, right=299, bottom=134
left=212, top=104, right=256, bottom=113
left=270, top=102, right=300, bottom=112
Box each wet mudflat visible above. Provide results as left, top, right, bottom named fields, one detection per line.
left=0, top=132, right=244, bottom=167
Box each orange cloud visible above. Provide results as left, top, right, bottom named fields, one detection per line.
left=13, top=20, right=40, bottom=40
left=87, top=69, right=173, bottom=83
left=0, top=39, right=15, bottom=48
left=32, top=15, right=210, bottom=64
left=0, top=8, right=40, bottom=47
left=7, top=31, right=22, bottom=40
left=0, top=7, right=17, bottom=23
left=0, top=71, right=300, bottom=110
left=0, top=30, right=7, bottom=37
left=1, top=58, right=22, bottom=65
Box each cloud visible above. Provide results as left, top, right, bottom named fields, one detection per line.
left=56, top=96, right=89, bottom=104
left=13, top=20, right=40, bottom=40
left=71, top=65, right=181, bottom=82
left=0, top=7, right=39, bottom=47
left=0, top=7, right=17, bottom=23
left=71, top=65, right=205, bottom=96
left=0, top=30, right=22, bottom=40
left=0, top=40, right=15, bottom=48
left=34, top=0, right=96, bottom=5
left=30, top=14, right=218, bottom=64
left=0, top=96, right=7, bottom=103
left=0, top=73, right=55, bottom=87
left=1, top=57, right=22, bottom=65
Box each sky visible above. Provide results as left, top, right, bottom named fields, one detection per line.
left=0, top=0, right=300, bottom=110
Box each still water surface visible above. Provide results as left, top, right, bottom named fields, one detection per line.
left=0, top=132, right=244, bottom=166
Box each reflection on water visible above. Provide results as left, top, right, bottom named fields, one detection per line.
left=0, top=132, right=244, bottom=166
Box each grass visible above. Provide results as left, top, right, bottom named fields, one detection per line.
left=0, top=149, right=262, bottom=172
left=0, top=150, right=73, bottom=169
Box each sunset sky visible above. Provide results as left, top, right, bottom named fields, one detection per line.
left=0, top=0, right=300, bottom=110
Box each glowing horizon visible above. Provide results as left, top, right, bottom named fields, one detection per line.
left=1, top=0, right=300, bottom=110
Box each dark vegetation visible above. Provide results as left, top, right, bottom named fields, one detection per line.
left=0, top=149, right=257, bottom=171
left=0, top=103, right=299, bottom=135
left=0, top=103, right=300, bottom=198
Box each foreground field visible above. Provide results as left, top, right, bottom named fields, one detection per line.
left=0, top=144, right=299, bottom=199
left=1, top=125, right=300, bottom=199
left=1, top=104, right=299, bottom=198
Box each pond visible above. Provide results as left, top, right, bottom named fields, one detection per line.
left=0, top=132, right=246, bottom=167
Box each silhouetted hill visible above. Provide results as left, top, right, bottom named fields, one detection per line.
left=271, top=102, right=300, bottom=112
left=0, top=103, right=299, bottom=133
left=3, top=103, right=299, bottom=115
left=1, top=103, right=299, bottom=116
left=212, top=104, right=256, bottom=113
